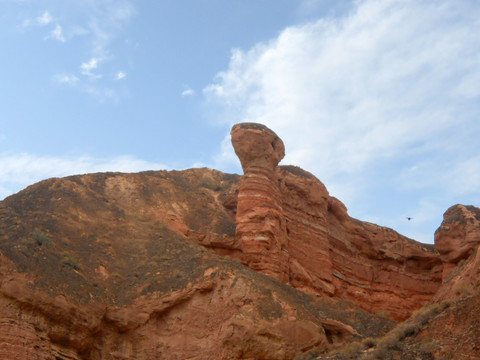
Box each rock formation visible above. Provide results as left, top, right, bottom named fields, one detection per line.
left=231, top=123, right=289, bottom=283
left=0, top=169, right=394, bottom=360
left=434, top=204, right=480, bottom=281
left=0, top=122, right=478, bottom=359
left=432, top=204, right=480, bottom=302
left=231, top=123, right=443, bottom=320
left=317, top=203, right=480, bottom=360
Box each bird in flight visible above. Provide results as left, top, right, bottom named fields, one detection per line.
left=406, top=217, right=413, bottom=221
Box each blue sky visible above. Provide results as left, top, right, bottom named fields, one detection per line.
left=1, top=0, right=479, bottom=244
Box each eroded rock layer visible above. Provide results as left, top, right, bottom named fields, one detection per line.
left=231, top=123, right=289, bottom=282
left=1, top=121, right=478, bottom=359
left=0, top=168, right=394, bottom=360
left=434, top=204, right=480, bottom=281
left=309, top=204, right=480, bottom=359
left=231, top=123, right=443, bottom=320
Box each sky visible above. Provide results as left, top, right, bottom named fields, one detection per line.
left=1, top=0, right=479, bottom=244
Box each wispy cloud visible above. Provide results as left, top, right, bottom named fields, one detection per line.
left=181, top=87, right=196, bottom=97
left=80, top=57, right=99, bottom=74
left=87, top=1, right=136, bottom=58
left=53, top=74, right=78, bottom=85
left=36, top=11, right=52, bottom=26
left=0, top=153, right=168, bottom=200
left=23, top=10, right=66, bottom=43
left=115, top=71, right=127, bottom=80
left=49, top=24, right=65, bottom=42
left=80, top=57, right=103, bottom=80
left=18, top=2, right=136, bottom=100
left=204, top=0, right=480, bottom=242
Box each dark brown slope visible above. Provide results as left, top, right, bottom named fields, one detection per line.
left=0, top=169, right=240, bottom=305
left=0, top=169, right=394, bottom=360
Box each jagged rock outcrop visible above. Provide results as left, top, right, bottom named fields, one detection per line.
left=434, top=204, right=480, bottom=281
left=432, top=204, right=480, bottom=301
left=313, top=204, right=480, bottom=359
left=231, top=123, right=443, bottom=320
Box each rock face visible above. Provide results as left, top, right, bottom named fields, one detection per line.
left=231, top=123, right=443, bottom=321
left=0, top=169, right=394, bottom=360
left=0, top=121, right=478, bottom=359
left=0, top=255, right=392, bottom=360
left=281, top=165, right=444, bottom=321
left=432, top=204, right=480, bottom=302
left=434, top=204, right=480, bottom=281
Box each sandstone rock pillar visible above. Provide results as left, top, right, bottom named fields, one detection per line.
left=231, top=123, right=289, bottom=282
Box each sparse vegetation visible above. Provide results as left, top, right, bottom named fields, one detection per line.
left=453, top=281, right=476, bottom=298
left=61, top=253, right=80, bottom=271
left=32, top=229, right=52, bottom=247
left=200, top=177, right=222, bottom=191
left=331, top=301, right=451, bottom=360
left=417, top=340, right=438, bottom=354
left=336, top=341, right=363, bottom=358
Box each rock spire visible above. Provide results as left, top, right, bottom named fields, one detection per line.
left=231, top=123, right=289, bottom=282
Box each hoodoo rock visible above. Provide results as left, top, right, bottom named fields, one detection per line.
left=231, top=122, right=443, bottom=321
left=231, top=123, right=289, bottom=282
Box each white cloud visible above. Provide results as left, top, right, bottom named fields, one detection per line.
left=80, top=57, right=103, bottom=79
left=0, top=153, right=168, bottom=200
left=54, top=74, right=79, bottom=85
left=80, top=57, right=99, bottom=74
left=17, top=2, right=136, bottom=100
left=49, top=24, right=65, bottom=42
left=181, top=87, right=196, bottom=97
left=204, top=0, right=480, bottom=243
left=115, top=71, right=127, bottom=80
left=25, top=11, right=66, bottom=43
left=37, top=11, right=52, bottom=26
left=87, top=1, right=136, bottom=58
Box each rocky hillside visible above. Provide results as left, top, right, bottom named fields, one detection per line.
left=0, top=122, right=478, bottom=359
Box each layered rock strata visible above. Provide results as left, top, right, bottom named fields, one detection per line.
left=231, top=123, right=443, bottom=320
left=1, top=130, right=479, bottom=358
left=0, top=173, right=395, bottom=359
left=433, top=204, right=480, bottom=300
left=231, top=123, right=290, bottom=282
left=434, top=204, right=480, bottom=281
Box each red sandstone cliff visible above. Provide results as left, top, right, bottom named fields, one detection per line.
left=0, top=169, right=394, bottom=360
left=230, top=123, right=443, bottom=321
left=0, top=122, right=478, bottom=359
left=311, top=203, right=480, bottom=359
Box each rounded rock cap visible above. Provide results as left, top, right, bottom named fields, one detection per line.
left=231, top=122, right=285, bottom=171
